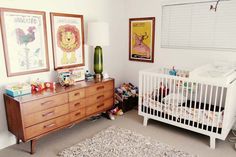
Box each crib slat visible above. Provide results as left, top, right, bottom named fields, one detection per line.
left=164, top=77, right=168, bottom=119
left=160, top=77, right=164, bottom=118
left=188, top=82, right=194, bottom=126
left=168, top=78, right=172, bottom=120
left=157, top=77, right=160, bottom=117
left=153, top=75, right=157, bottom=115
left=211, top=86, right=218, bottom=132
left=172, top=79, right=176, bottom=121
left=148, top=74, right=151, bottom=115
left=193, top=83, right=198, bottom=127
left=176, top=79, right=181, bottom=122
left=207, top=85, right=213, bottom=129
left=144, top=74, right=147, bottom=110
left=202, top=84, right=208, bottom=129
left=197, top=84, right=203, bottom=128
left=149, top=75, right=152, bottom=115
left=216, top=87, right=224, bottom=133
left=180, top=80, right=185, bottom=124
left=184, top=81, right=189, bottom=125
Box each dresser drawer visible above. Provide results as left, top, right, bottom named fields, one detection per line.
left=69, top=88, right=85, bottom=102
left=86, top=90, right=114, bottom=106
left=22, top=93, right=68, bottom=115
left=70, top=108, right=85, bottom=122
left=85, top=98, right=113, bottom=115
left=24, top=104, right=69, bottom=127
left=25, top=115, right=69, bottom=139
left=85, top=81, right=114, bottom=97
left=69, top=99, right=85, bottom=112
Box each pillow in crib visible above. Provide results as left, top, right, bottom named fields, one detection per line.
left=162, top=93, right=187, bottom=106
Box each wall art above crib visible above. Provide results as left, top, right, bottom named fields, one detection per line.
left=129, top=17, right=155, bottom=63
left=0, top=8, right=49, bottom=77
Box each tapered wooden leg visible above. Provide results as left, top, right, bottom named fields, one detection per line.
left=30, top=140, right=36, bottom=154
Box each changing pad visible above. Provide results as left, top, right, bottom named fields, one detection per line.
left=189, top=64, right=236, bottom=86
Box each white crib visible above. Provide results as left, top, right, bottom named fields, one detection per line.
left=139, top=67, right=236, bottom=149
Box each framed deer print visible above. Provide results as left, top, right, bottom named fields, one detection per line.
left=129, top=17, right=155, bottom=63
left=50, top=12, right=85, bottom=70
left=0, top=8, right=49, bottom=77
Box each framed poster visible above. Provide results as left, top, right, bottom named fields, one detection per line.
left=0, top=8, right=49, bottom=77
left=50, top=12, right=85, bottom=70
left=129, top=17, right=155, bottom=63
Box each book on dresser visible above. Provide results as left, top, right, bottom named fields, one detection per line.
left=4, top=78, right=114, bottom=154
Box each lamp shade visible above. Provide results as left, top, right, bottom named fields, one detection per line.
left=87, top=22, right=109, bottom=47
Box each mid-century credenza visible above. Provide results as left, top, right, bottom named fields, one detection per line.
left=4, top=78, right=114, bottom=154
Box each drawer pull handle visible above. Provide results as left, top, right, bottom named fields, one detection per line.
left=44, top=123, right=56, bottom=128
left=74, top=92, right=80, bottom=96
left=97, top=95, right=104, bottom=100
left=75, top=112, right=81, bottom=116
left=97, top=103, right=104, bottom=108
left=96, top=86, right=104, bottom=90
left=74, top=103, right=80, bottom=107
left=41, top=100, right=54, bottom=106
left=42, top=111, right=55, bottom=117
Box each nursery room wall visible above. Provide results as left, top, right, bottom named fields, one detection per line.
left=0, top=0, right=126, bottom=149
left=123, top=0, right=236, bottom=86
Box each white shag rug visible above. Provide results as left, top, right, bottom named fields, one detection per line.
left=58, top=126, right=196, bottom=157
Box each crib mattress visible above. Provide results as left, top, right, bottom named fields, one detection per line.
left=142, top=98, right=224, bottom=133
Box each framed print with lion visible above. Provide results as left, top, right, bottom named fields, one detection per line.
left=0, top=8, right=49, bottom=77
left=129, top=17, right=155, bottom=63
left=50, top=12, right=85, bottom=70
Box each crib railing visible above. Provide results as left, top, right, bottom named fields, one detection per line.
left=139, top=68, right=236, bottom=148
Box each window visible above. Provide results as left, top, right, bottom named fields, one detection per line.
left=161, top=0, right=236, bottom=51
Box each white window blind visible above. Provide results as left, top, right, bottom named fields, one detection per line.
left=161, top=0, right=236, bottom=51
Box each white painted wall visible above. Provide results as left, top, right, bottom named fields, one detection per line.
left=0, top=0, right=126, bottom=149
left=123, top=0, right=236, bottom=86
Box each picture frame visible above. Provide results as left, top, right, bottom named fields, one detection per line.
left=129, top=17, right=155, bottom=63
left=50, top=12, right=85, bottom=70
left=0, top=8, right=50, bottom=77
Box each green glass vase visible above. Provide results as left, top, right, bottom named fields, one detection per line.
left=94, top=46, right=103, bottom=75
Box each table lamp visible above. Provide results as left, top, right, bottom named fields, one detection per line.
left=87, top=22, right=109, bottom=79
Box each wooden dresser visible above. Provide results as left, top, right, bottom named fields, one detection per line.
left=4, top=78, right=114, bottom=154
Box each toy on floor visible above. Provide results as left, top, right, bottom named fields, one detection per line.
left=106, top=82, right=138, bottom=120
left=107, top=107, right=124, bottom=120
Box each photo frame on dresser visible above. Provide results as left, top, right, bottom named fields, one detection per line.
left=0, top=8, right=49, bottom=77
left=129, top=17, right=155, bottom=63
left=50, top=12, right=85, bottom=70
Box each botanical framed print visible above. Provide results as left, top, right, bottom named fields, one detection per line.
left=0, top=8, right=49, bottom=77
left=50, top=12, right=85, bottom=70
left=129, top=17, right=155, bottom=63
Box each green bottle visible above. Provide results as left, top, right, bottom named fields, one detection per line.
left=94, top=46, right=103, bottom=75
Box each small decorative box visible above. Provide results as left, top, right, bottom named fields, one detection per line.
left=5, top=83, right=31, bottom=97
